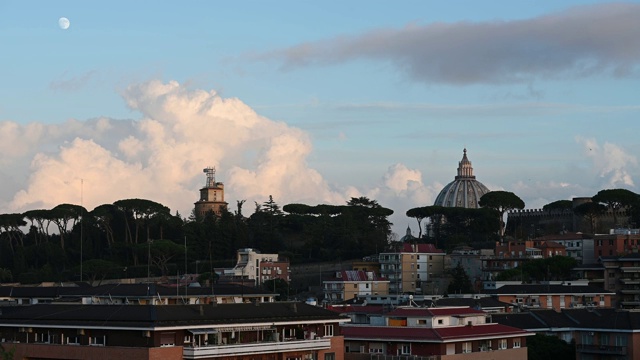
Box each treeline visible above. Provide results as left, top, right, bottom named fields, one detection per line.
left=0, top=196, right=393, bottom=284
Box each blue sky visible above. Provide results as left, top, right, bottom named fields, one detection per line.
left=1, top=1, right=639, bottom=237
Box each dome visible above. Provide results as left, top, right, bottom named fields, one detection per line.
left=434, top=148, right=490, bottom=208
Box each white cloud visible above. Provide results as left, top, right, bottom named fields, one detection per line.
left=576, top=135, right=637, bottom=188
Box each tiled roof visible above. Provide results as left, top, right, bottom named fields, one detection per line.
left=400, top=243, right=444, bottom=254
left=342, top=323, right=529, bottom=342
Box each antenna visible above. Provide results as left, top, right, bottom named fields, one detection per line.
left=80, top=179, right=84, bottom=282
left=203, top=167, right=216, bottom=187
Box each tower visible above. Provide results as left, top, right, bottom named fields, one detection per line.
left=194, top=167, right=228, bottom=219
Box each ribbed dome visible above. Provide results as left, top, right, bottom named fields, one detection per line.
left=434, top=149, right=490, bottom=208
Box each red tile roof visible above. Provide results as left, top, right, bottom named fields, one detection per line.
left=400, top=243, right=444, bottom=254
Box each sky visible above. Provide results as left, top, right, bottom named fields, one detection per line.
left=1, top=1, right=639, bottom=238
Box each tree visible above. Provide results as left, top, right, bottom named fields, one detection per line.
left=0, top=213, right=27, bottom=253
left=406, top=207, right=429, bottom=239
left=542, top=200, right=573, bottom=211
left=573, top=202, right=606, bottom=234
left=80, top=259, right=120, bottom=285
left=479, top=191, right=525, bottom=238
left=447, top=263, right=473, bottom=294
left=141, top=239, right=185, bottom=277
left=527, top=334, right=575, bottom=360
left=592, top=189, right=639, bottom=227
left=50, top=203, right=86, bottom=250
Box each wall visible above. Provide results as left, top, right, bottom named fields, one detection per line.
left=8, top=343, right=183, bottom=360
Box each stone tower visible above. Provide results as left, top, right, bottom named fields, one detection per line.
left=194, top=167, right=228, bottom=219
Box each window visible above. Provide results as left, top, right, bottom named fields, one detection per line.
left=160, top=332, right=175, bottom=347
left=437, top=319, right=443, bottom=325
left=89, top=336, right=105, bottom=346
left=417, top=319, right=427, bottom=325
left=479, top=340, right=491, bottom=351
left=400, top=344, right=411, bottom=355
left=615, top=335, right=628, bottom=346
left=498, top=339, right=507, bottom=350
left=66, top=336, right=80, bottom=345
left=462, top=342, right=472, bottom=353
left=600, top=333, right=609, bottom=345
left=513, top=338, right=521, bottom=348
left=324, top=325, right=334, bottom=337
left=324, top=353, right=335, bottom=360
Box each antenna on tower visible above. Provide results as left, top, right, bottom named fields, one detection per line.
left=203, top=167, right=216, bottom=187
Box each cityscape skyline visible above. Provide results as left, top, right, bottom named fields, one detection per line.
left=1, top=1, right=639, bottom=236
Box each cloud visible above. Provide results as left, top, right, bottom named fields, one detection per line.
left=1, top=80, right=353, bottom=219
left=576, top=136, right=637, bottom=188
left=49, top=70, right=97, bottom=91
left=254, top=3, right=640, bottom=85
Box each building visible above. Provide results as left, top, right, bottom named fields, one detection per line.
left=0, top=283, right=277, bottom=305
left=506, top=197, right=634, bottom=236
left=222, top=248, right=290, bottom=287
left=449, top=247, right=494, bottom=290
left=323, top=270, right=389, bottom=303
left=593, top=230, right=640, bottom=258
left=194, top=167, right=228, bottom=219
left=482, top=281, right=615, bottom=311
left=493, top=308, right=640, bottom=359
left=338, top=305, right=532, bottom=359
left=532, top=233, right=595, bottom=264
left=537, top=241, right=567, bottom=258
left=433, top=148, right=490, bottom=209
left=0, top=302, right=349, bottom=360
left=600, top=253, right=640, bottom=308
left=379, top=243, right=445, bottom=295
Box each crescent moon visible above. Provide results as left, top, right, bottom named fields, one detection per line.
left=58, top=17, right=70, bottom=30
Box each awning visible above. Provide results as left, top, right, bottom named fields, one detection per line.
left=188, top=328, right=218, bottom=335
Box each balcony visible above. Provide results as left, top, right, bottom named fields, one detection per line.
left=576, top=344, right=627, bottom=355
left=183, top=338, right=331, bottom=359
left=620, top=267, right=640, bottom=273
left=620, top=278, right=640, bottom=284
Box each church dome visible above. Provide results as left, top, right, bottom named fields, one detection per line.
left=434, top=149, right=490, bottom=208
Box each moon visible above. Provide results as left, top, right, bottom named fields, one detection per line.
left=58, top=17, right=70, bottom=30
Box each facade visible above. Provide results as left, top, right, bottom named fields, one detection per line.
left=482, top=240, right=542, bottom=281
left=379, top=243, right=445, bottom=295
left=323, top=270, right=390, bottom=303
left=433, top=148, right=490, bottom=209
left=449, top=247, right=493, bottom=291
left=194, top=167, right=228, bottom=219
left=600, top=253, right=640, bottom=308
left=532, top=233, right=595, bottom=264
left=482, top=282, right=615, bottom=311
left=223, top=248, right=290, bottom=287
left=493, top=308, right=640, bottom=360
left=339, top=306, right=531, bottom=359
left=593, top=231, right=640, bottom=258
left=0, top=302, right=348, bottom=360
